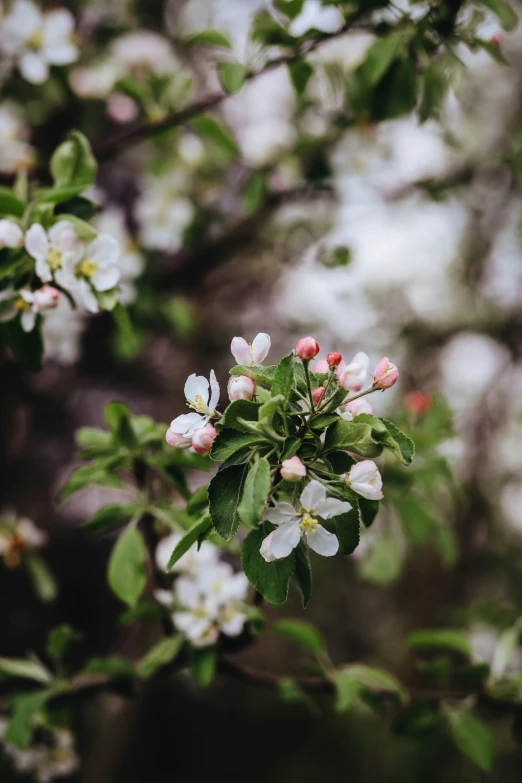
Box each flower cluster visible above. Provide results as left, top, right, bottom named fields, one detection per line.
left=0, top=721, right=79, bottom=783
left=0, top=1, right=78, bottom=85
left=155, top=533, right=249, bottom=647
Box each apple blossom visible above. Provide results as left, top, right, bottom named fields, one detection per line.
left=281, top=456, right=307, bottom=482
left=313, top=358, right=329, bottom=373
left=192, top=423, right=218, bottom=455
left=155, top=532, right=217, bottom=575
left=0, top=102, right=34, bottom=174
left=327, top=351, right=342, bottom=367
left=337, top=352, right=370, bottom=392
left=228, top=375, right=256, bottom=402
left=0, top=219, right=23, bottom=249
left=0, top=511, right=47, bottom=568
left=165, top=424, right=192, bottom=448
left=25, top=221, right=81, bottom=284
left=261, top=480, right=351, bottom=561
left=1, top=1, right=78, bottom=85
left=341, top=399, right=373, bottom=421
left=344, top=461, right=383, bottom=501
left=295, top=336, right=320, bottom=361
left=231, top=332, right=271, bottom=366
left=312, top=386, right=325, bottom=406
left=373, top=357, right=399, bottom=389
left=183, top=370, right=220, bottom=430
left=16, top=286, right=60, bottom=332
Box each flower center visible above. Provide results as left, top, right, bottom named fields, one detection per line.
left=193, top=606, right=209, bottom=619
left=190, top=393, right=209, bottom=414
left=14, top=297, right=30, bottom=311
left=28, top=30, right=43, bottom=50
left=299, top=512, right=320, bottom=536
left=47, top=247, right=63, bottom=271
left=76, top=258, right=99, bottom=278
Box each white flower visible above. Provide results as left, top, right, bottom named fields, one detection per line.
left=260, top=479, right=351, bottom=561
left=172, top=577, right=220, bottom=647
left=345, top=460, right=383, bottom=501
left=69, top=60, right=120, bottom=99
left=182, top=370, right=220, bottom=430
left=155, top=532, right=218, bottom=575
left=110, top=31, right=178, bottom=77
left=0, top=510, right=47, bottom=568
left=134, top=175, right=194, bottom=252
left=340, top=399, right=373, bottom=421
left=337, top=352, right=370, bottom=393
left=0, top=219, right=23, bottom=248
left=230, top=333, right=271, bottom=366
left=94, top=207, right=144, bottom=304
left=25, top=221, right=82, bottom=284
left=17, top=286, right=60, bottom=332
left=0, top=102, right=34, bottom=174
left=289, top=0, right=344, bottom=37
left=1, top=1, right=78, bottom=85
left=41, top=296, right=85, bottom=365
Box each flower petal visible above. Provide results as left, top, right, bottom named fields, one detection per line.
left=184, top=373, right=209, bottom=406
left=270, top=519, right=301, bottom=560
left=261, top=502, right=298, bottom=526
left=76, top=280, right=99, bottom=313
left=91, top=264, right=121, bottom=292
left=155, top=533, right=181, bottom=571
left=19, top=51, right=48, bottom=84
left=25, top=224, right=48, bottom=264
left=170, top=412, right=205, bottom=436
left=300, top=479, right=326, bottom=512
left=88, top=234, right=120, bottom=267
left=307, top=525, right=339, bottom=557
left=21, top=309, right=35, bottom=332
left=208, top=369, right=220, bottom=413
left=230, top=336, right=252, bottom=365
left=251, top=332, right=271, bottom=364
left=175, top=577, right=201, bottom=609
left=315, top=497, right=352, bottom=520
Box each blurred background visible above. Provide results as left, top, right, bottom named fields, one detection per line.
left=2, top=0, right=522, bottom=780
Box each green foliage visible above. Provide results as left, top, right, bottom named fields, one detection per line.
left=47, top=625, right=82, bottom=663
left=238, top=457, right=271, bottom=528
left=185, top=29, right=232, bottom=48
left=443, top=706, right=494, bottom=772
left=407, top=629, right=472, bottom=658
left=4, top=691, right=51, bottom=749
left=273, top=619, right=325, bottom=654
left=209, top=464, right=248, bottom=541
left=218, top=61, right=248, bottom=95
left=241, top=524, right=295, bottom=604
left=334, top=664, right=407, bottom=711
left=190, top=647, right=217, bottom=687
left=50, top=131, right=97, bottom=188
left=108, top=525, right=148, bottom=608
left=0, top=657, right=53, bottom=684
left=475, top=0, right=518, bottom=31
left=167, top=516, right=212, bottom=569
left=137, top=636, right=184, bottom=679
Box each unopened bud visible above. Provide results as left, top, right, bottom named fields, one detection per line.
left=313, top=358, right=329, bottom=373
left=342, top=399, right=373, bottom=420
left=373, top=357, right=399, bottom=389
left=404, top=391, right=433, bottom=416
left=166, top=427, right=192, bottom=448
left=295, top=336, right=320, bottom=361
left=34, top=285, right=60, bottom=310
left=191, top=424, right=217, bottom=455
left=311, top=386, right=325, bottom=406
left=327, top=351, right=342, bottom=368
left=280, top=456, right=307, bottom=483
left=228, top=375, right=256, bottom=402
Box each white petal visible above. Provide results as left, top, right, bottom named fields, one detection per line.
left=300, top=479, right=326, bottom=512
left=208, top=369, right=220, bottom=413
left=77, top=280, right=99, bottom=313
left=175, top=577, right=201, bottom=609
left=45, top=41, right=78, bottom=65
left=155, top=533, right=181, bottom=571
left=88, top=234, right=120, bottom=267
left=170, top=412, right=205, bottom=436
left=220, top=610, right=247, bottom=637
left=25, top=224, right=48, bottom=264
left=91, top=264, right=121, bottom=292
left=19, top=52, right=49, bottom=84
left=261, top=502, right=298, bottom=526
left=270, top=519, right=301, bottom=560
left=251, top=333, right=271, bottom=364
left=315, top=497, right=352, bottom=520
left=230, top=336, right=251, bottom=365
left=154, top=588, right=174, bottom=607
left=21, top=309, right=35, bottom=332
left=43, top=9, right=75, bottom=43
left=307, top=525, right=339, bottom=557
left=184, top=373, right=209, bottom=406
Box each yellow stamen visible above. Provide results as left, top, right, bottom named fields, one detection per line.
left=47, top=247, right=63, bottom=271
left=299, top=512, right=320, bottom=536
left=76, top=258, right=98, bottom=278
left=14, top=297, right=29, bottom=311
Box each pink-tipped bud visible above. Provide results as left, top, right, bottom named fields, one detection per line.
left=166, top=427, right=192, bottom=448
left=404, top=391, right=433, bottom=416
left=228, top=375, right=256, bottom=402
left=313, top=358, right=329, bottom=374
left=327, top=351, right=342, bottom=368
left=343, top=399, right=373, bottom=421
left=280, top=456, right=307, bottom=482
left=34, top=285, right=60, bottom=310
left=295, top=336, right=320, bottom=361
left=312, top=386, right=325, bottom=406
left=373, top=357, right=399, bottom=389
left=191, top=424, right=217, bottom=455
left=490, top=33, right=503, bottom=47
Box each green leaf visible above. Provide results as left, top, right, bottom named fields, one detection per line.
left=288, top=58, right=313, bottom=95
left=208, top=464, right=248, bottom=541
left=475, top=0, right=517, bottom=31
left=83, top=504, right=137, bottom=536
left=218, top=399, right=260, bottom=432
left=82, top=656, right=135, bottom=677
left=471, top=37, right=510, bottom=65
left=190, top=647, right=217, bottom=687
left=379, top=418, right=415, bottom=465
left=229, top=363, right=277, bottom=388
left=1, top=318, right=43, bottom=372
left=443, top=707, right=494, bottom=772
left=373, top=58, right=418, bottom=121
left=334, top=508, right=360, bottom=555
left=185, top=29, right=232, bottom=48
left=47, top=625, right=82, bottom=661
left=104, top=401, right=137, bottom=449
left=251, top=10, right=297, bottom=46
left=59, top=463, right=124, bottom=501
left=309, top=413, right=339, bottom=431
left=25, top=553, right=58, bottom=603
left=336, top=663, right=407, bottom=704
left=491, top=620, right=522, bottom=679
left=258, top=394, right=285, bottom=425
left=137, top=635, right=184, bottom=679
left=238, top=458, right=271, bottom=528
left=324, top=420, right=383, bottom=458
left=294, top=540, right=312, bottom=607
left=167, top=515, right=211, bottom=569
left=186, top=485, right=209, bottom=517
left=419, top=64, right=447, bottom=123
left=0, top=187, right=25, bottom=216
left=271, top=353, right=295, bottom=401
left=190, top=115, right=239, bottom=160
left=359, top=533, right=403, bottom=585
left=0, top=657, right=53, bottom=684
left=34, top=183, right=91, bottom=206
left=274, top=619, right=325, bottom=654
left=108, top=526, right=148, bottom=608
left=241, top=524, right=295, bottom=605
left=75, top=426, right=113, bottom=456
left=359, top=497, right=379, bottom=527
left=334, top=670, right=364, bottom=712
left=50, top=130, right=97, bottom=188
left=4, top=691, right=50, bottom=749
left=357, top=33, right=403, bottom=85
left=218, top=61, right=248, bottom=95
left=407, top=629, right=472, bottom=658
left=242, top=171, right=268, bottom=215
left=55, top=214, right=98, bottom=240
left=211, top=429, right=264, bottom=462
left=274, top=0, right=304, bottom=19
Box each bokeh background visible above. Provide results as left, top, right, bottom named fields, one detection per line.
left=2, top=0, right=522, bottom=780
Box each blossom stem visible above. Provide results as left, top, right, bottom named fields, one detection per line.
left=302, top=360, right=315, bottom=413
left=342, top=385, right=380, bottom=406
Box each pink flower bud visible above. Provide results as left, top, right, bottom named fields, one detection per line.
left=311, top=386, right=325, bottom=406
left=327, top=352, right=342, bottom=368
left=295, top=336, right=320, bottom=361
left=337, top=352, right=369, bottom=392
left=166, top=427, right=192, bottom=448
left=342, top=399, right=373, bottom=421
left=191, top=424, right=217, bottom=455
left=280, top=456, right=306, bottom=482
left=34, top=285, right=60, bottom=310
left=490, top=33, right=503, bottom=47
left=373, top=357, right=399, bottom=389
left=313, top=359, right=329, bottom=374
left=228, top=375, right=256, bottom=402
left=404, top=391, right=433, bottom=416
